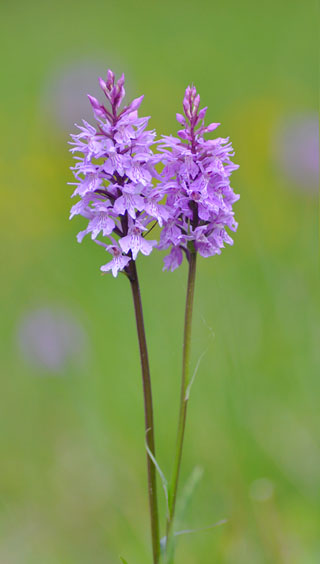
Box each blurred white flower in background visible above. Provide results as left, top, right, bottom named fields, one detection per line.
left=250, top=477, right=274, bottom=502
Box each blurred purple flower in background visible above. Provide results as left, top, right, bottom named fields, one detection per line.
left=157, top=85, right=239, bottom=271
left=16, top=307, right=88, bottom=373
left=69, top=70, right=165, bottom=276
left=272, top=112, right=318, bottom=192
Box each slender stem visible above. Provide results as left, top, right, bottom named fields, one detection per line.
left=128, top=260, right=160, bottom=564
left=166, top=251, right=197, bottom=558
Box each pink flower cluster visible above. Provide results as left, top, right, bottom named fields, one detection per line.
left=69, top=72, right=239, bottom=275
left=157, top=85, right=239, bottom=271
left=69, top=70, right=167, bottom=276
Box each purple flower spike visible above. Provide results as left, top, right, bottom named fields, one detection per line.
left=69, top=70, right=162, bottom=276
left=157, top=85, right=239, bottom=271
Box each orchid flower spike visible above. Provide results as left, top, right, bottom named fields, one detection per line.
left=69, top=70, right=167, bottom=277
left=157, top=84, right=240, bottom=271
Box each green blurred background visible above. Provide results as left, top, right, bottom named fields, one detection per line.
left=0, top=1, right=318, bottom=562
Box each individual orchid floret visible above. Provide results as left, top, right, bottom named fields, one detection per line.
left=69, top=70, right=161, bottom=277
left=100, top=243, right=131, bottom=277
left=157, top=85, right=239, bottom=270
left=119, top=218, right=157, bottom=260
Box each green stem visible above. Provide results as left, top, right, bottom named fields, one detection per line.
left=166, top=251, right=197, bottom=559
left=128, top=260, right=160, bottom=564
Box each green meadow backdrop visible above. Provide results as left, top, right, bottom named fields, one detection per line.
left=0, top=1, right=318, bottom=562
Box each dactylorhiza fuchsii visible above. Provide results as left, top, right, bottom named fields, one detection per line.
left=69, top=70, right=168, bottom=277
left=157, top=84, right=240, bottom=271
left=155, top=86, right=239, bottom=558
left=69, top=74, right=239, bottom=276
left=68, top=71, right=239, bottom=564
left=69, top=71, right=162, bottom=564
